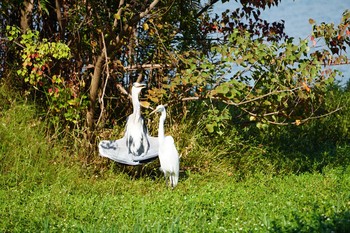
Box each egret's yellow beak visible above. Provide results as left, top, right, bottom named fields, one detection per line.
left=150, top=108, right=158, bottom=115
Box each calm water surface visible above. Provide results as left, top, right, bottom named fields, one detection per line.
left=213, top=0, right=350, bottom=85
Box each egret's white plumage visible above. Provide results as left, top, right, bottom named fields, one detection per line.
left=153, top=105, right=179, bottom=188
left=125, top=82, right=150, bottom=157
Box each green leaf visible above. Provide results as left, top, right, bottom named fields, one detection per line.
left=263, top=100, right=271, bottom=106
left=215, top=84, right=229, bottom=94
left=249, top=116, right=256, bottom=121
left=206, top=124, right=214, bottom=133
left=256, top=122, right=262, bottom=129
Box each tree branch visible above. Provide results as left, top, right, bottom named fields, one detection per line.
left=114, top=0, right=160, bottom=54
left=178, top=86, right=343, bottom=125
left=180, top=86, right=303, bottom=107
left=124, top=63, right=170, bottom=71
left=236, top=87, right=303, bottom=106
left=113, top=0, right=124, bottom=28
left=97, top=32, right=110, bottom=127
left=139, top=0, right=160, bottom=19
left=239, top=103, right=343, bottom=126
left=127, top=0, right=160, bottom=27
left=195, top=0, right=220, bottom=18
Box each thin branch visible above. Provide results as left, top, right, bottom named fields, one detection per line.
left=1, top=38, right=26, bottom=49
left=179, top=86, right=305, bottom=109
left=116, top=83, right=129, bottom=96
left=124, top=63, right=170, bottom=71
left=236, top=87, right=303, bottom=106
left=326, top=60, right=350, bottom=66
left=244, top=105, right=343, bottom=126
left=113, top=0, right=125, bottom=28
left=114, top=0, right=160, bottom=52
left=97, top=32, right=110, bottom=126
left=195, top=0, right=220, bottom=18
left=127, top=0, right=160, bottom=27
left=139, top=0, right=160, bottom=19
left=178, top=86, right=343, bottom=125
left=298, top=106, right=344, bottom=122
left=149, top=20, right=179, bottom=64
left=240, top=107, right=280, bottom=118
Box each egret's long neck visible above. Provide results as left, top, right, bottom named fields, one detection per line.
left=131, top=88, right=141, bottom=118
left=158, top=110, right=166, bottom=143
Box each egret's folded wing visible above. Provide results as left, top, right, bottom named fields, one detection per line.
left=98, top=136, right=159, bottom=165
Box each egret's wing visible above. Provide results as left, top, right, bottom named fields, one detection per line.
left=159, top=136, right=179, bottom=171
left=98, top=136, right=159, bottom=166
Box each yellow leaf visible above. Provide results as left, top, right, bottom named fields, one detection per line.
left=295, top=119, right=301, bottom=126
left=302, top=82, right=311, bottom=92
left=140, top=101, right=150, bottom=108
left=115, top=60, right=123, bottom=67
left=143, top=23, right=149, bottom=31
left=91, top=40, right=97, bottom=47
left=149, top=97, right=159, bottom=103
left=147, top=89, right=155, bottom=95
left=114, top=13, right=121, bottom=20
left=68, top=100, right=76, bottom=106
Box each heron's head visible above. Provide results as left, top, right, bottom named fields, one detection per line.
left=132, top=82, right=146, bottom=95
left=150, top=105, right=165, bottom=115
left=133, top=82, right=146, bottom=88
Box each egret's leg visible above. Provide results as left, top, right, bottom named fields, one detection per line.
left=164, top=173, right=168, bottom=186
left=170, top=175, right=174, bottom=189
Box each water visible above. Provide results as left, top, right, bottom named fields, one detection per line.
left=213, top=0, right=350, bottom=86
left=260, top=0, right=349, bottom=39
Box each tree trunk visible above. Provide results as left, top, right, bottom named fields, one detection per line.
left=20, top=0, right=34, bottom=31
left=86, top=0, right=161, bottom=137
left=87, top=52, right=105, bottom=132
left=55, top=0, right=65, bottom=40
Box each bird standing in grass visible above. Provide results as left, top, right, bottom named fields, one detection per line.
left=152, top=105, right=179, bottom=188
left=125, top=82, right=150, bottom=157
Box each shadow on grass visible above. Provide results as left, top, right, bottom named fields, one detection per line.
left=228, top=118, right=350, bottom=177
left=265, top=126, right=350, bottom=174
left=271, top=210, right=350, bottom=233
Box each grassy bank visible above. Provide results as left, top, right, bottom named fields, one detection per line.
left=1, top=103, right=350, bottom=232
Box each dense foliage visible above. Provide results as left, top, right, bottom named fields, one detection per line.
left=1, top=1, right=348, bottom=144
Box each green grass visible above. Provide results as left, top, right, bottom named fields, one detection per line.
left=1, top=103, right=350, bottom=232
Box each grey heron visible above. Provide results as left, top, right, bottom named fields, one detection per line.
left=151, top=105, right=179, bottom=188
left=125, top=82, right=150, bottom=157
left=98, top=82, right=159, bottom=165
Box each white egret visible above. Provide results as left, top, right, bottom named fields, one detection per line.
left=151, top=105, right=179, bottom=188
left=125, top=82, right=150, bottom=157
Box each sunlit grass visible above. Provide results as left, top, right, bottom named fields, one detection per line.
left=1, top=102, right=350, bottom=232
